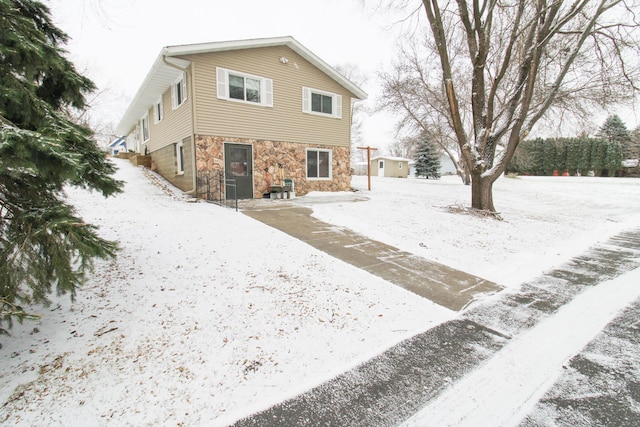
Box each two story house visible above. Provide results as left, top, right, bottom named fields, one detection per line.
left=115, top=36, right=367, bottom=199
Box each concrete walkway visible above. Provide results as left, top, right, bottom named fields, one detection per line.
left=242, top=203, right=501, bottom=311
left=232, top=205, right=640, bottom=426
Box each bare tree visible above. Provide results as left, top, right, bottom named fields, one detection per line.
left=388, top=134, right=421, bottom=158
left=378, top=38, right=473, bottom=184
left=378, top=0, right=640, bottom=211
left=335, top=63, right=369, bottom=160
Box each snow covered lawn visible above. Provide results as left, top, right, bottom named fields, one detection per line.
left=1, top=159, right=640, bottom=426
left=323, top=174, right=640, bottom=288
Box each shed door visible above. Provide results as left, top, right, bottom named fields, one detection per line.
left=224, top=143, right=253, bottom=199
left=378, top=160, right=385, bottom=177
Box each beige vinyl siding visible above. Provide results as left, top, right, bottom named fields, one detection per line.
left=182, top=46, right=353, bottom=147
left=146, top=69, right=193, bottom=153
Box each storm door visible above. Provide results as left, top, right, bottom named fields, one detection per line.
left=224, top=143, right=253, bottom=199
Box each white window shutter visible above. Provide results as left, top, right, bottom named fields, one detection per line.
left=181, top=75, right=188, bottom=102
left=264, top=78, right=273, bottom=107
left=171, top=83, right=176, bottom=109
left=335, top=95, right=342, bottom=119
left=216, top=67, right=227, bottom=99
left=302, top=87, right=310, bottom=113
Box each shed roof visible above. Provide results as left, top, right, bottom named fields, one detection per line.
left=115, top=36, right=368, bottom=136
left=371, top=156, right=413, bottom=162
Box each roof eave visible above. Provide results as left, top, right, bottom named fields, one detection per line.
left=115, top=54, right=190, bottom=135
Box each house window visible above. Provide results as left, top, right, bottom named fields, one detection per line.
left=154, top=96, right=164, bottom=123
left=216, top=67, right=273, bottom=107
left=172, top=74, right=187, bottom=109
left=379, top=161, right=384, bottom=169
left=302, top=87, right=342, bottom=119
left=176, top=141, right=184, bottom=175
left=306, top=149, right=331, bottom=179
left=140, top=114, right=150, bottom=142
left=229, top=74, right=261, bottom=103
left=312, top=93, right=332, bottom=114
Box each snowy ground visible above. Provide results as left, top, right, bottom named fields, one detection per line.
left=1, top=159, right=640, bottom=426
left=316, top=174, right=640, bottom=289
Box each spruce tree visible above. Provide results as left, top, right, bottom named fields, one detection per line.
left=597, top=115, right=633, bottom=161
left=414, top=137, right=441, bottom=179
left=0, top=0, right=122, bottom=332
left=629, top=126, right=640, bottom=160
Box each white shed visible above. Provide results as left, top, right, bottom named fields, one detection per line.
left=370, top=156, right=412, bottom=178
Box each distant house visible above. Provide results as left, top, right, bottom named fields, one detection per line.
left=115, top=36, right=367, bottom=199
left=622, top=158, right=639, bottom=177
left=409, top=153, right=457, bottom=177
left=370, top=156, right=412, bottom=178
left=107, top=136, right=127, bottom=156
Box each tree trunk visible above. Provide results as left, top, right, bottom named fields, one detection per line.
left=471, top=172, right=495, bottom=211
left=457, top=168, right=471, bottom=185
left=454, top=158, right=471, bottom=185
left=462, top=168, right=471, bottom=185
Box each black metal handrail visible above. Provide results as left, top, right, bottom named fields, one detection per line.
left=196, top=169, right=238, bottom=211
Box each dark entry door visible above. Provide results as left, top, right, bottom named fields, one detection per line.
left=224, top=143, right=253, bottom=199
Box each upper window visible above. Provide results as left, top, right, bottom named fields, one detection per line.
left=306, top=149, right=332, bottom=180
left=154, top=96, right=164, bottom=123
left=312, top=93, right=333, bottom=114
left=302, top=87, right=342, bottom=119
left=172, top=74, right=188, bottom=109
left=140, top=114, right=150, bottom=142
left=216, top=67, right=273, bottom=107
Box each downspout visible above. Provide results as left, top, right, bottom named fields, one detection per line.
left=162, top=55, right=198, bottom=196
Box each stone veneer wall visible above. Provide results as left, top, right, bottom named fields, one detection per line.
left=195, top=135, right=351, bottom=198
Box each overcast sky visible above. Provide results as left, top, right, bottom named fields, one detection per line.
left=46, top=0, right=638, bottom=150
left=47, top=0, right=408, bottom=151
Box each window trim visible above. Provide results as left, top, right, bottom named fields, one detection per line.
left=140, top=113, right=150, bottom=142
left=176, top=141, right=184, bottom=175
left=216, top=67, right=273, bottom=107
left=172, top=74, right=188, bottom=110
left=306, top=148, right=332, bottom=180
left=302, top=87, right=342, bottom=119
left=154, top=95, right=164, bottom=123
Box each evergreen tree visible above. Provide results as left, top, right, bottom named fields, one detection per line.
left=629, top=126, right=640, bottom=160
left=604, top=141, right=623, bottom=177
left=564, top=138, right=580, bottom=176
left=597, top=115, right=633, bottom=161
left=414, top=137, right=441, bottom=179
left=0, top=0, right=122, bottom=331
left=543, top=139, right=558, bottom=175
left=578, top=135, right=592, bottom=176
left=531, top=138, right=545, bottom=175
left=589, top=139, right=604, bottom=176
